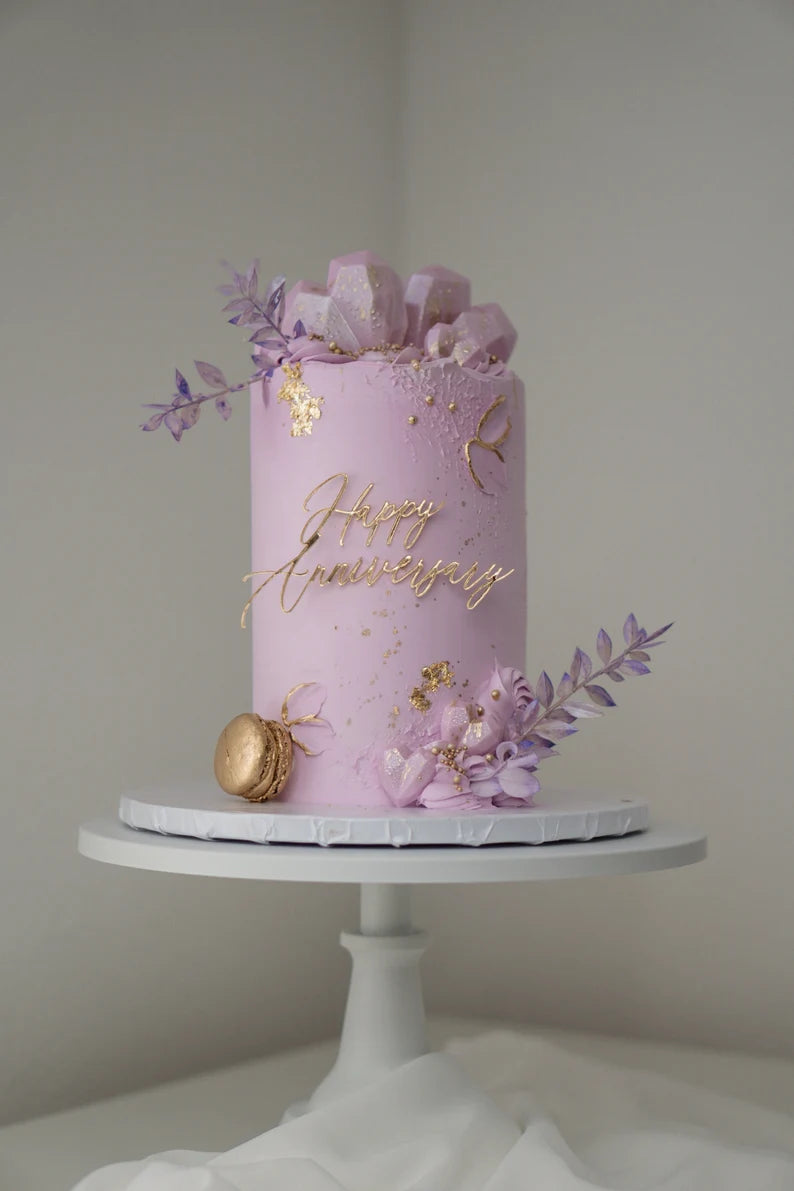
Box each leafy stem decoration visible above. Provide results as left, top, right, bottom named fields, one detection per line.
left=141, top=262, right=301, bottom=441
left=520, top=615, right=673, bottom=750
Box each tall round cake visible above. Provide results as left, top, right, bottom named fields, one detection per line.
left=248, top=252, right=529, bottom=810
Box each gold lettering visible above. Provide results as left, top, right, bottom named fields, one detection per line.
left=300, top=474, right=350, bottom=544
left=464, top=395, right=512, bottom=493
left=241, top=473, right=513, bottom=621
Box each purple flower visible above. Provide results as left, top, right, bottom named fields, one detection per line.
left=418, top=767, right=484, bottom=811
left=465, top=741, right=540, bottom=807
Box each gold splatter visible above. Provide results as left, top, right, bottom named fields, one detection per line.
left=409, top=686, right=431, bottom=713
left=361, top=627, right=371, bottom=636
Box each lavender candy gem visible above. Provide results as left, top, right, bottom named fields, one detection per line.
left=282, top=280, right=361, bottom=354
left=403, top=265, right=471, bottom=348
left=451, top=303, right=518, bottom=365
left=424, top=322, right=456, bottom=359
left=328, top=250, right=408, bottom=350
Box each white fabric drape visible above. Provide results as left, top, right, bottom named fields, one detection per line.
left=72, top=1031, right=794, bottom=1191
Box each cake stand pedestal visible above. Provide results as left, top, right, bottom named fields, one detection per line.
left=78, top=817, right=706, bottom=1118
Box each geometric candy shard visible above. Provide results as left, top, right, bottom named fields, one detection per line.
left=328, top=250, right=407, bottom=350
left=424, top=322, right=457, bottom=360
left=282, top=280, right=361, bottom=354
left=404, top=265, right=471, bottom=347
left=451, top=303, right=517, bottom=365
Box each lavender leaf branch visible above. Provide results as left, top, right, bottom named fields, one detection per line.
left=522, top=615, right=673, bottom=749
left=142, top=262, right=295, bottom=440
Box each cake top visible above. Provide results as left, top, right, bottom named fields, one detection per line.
left=141, top=250, right=517, bottom=441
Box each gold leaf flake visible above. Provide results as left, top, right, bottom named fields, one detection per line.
left=277, top=361, right=324, bottom=437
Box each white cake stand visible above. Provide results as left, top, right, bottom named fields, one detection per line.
left=79, top=812, right=706, bottom=1117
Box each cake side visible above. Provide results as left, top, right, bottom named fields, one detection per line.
left=250, top=357, right=526, bottom=809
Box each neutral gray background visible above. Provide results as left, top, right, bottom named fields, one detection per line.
left=2, top=0, right=793, bottom=1125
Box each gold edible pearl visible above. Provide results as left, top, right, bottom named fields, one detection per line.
left=328, top=341, right=337, bottom=351
left=408, top=415, right=417, bottom=425
left=448, top=402, right=457, bottom=412
left=411, top=359, right=421, bottom=371
left=425, top=394, right=434, bottom=406
left=485, top=753, right=494, bottom=762
left=476, top=705, right=484, bottom=717
left=491, top=690, right=501, bottom=700
left=431, top=746, right=440, bottom=755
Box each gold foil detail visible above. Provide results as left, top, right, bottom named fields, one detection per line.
left=408, top=660, right=454, bottom=714
left=464, top=394, right=512, bottom=492
left=421, top=661, right=454, bottom=692
left=281, top=682, right=331, bottom=757
left=277, top=361, right=324, bottom=437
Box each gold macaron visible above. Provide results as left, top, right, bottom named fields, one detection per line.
left=213, top=713, right=294, bottom=802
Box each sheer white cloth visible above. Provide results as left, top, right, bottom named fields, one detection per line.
left=72, top=1031, right=794, bottom=1191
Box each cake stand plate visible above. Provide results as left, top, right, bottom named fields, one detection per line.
left=119, top=782, right=649, bottom=847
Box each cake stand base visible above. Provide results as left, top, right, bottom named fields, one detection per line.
left=119, top=783, right=649, bottom=847
left=284, top=884, right=428, bottom=1118
left=78, top=817, right=707, bottom=1119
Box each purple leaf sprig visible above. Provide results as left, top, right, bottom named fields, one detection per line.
left=142, top=261, right=300, bottom=441
left=519, top=614, right=673, bottom=750
left=141, top=364, right=250, bottom=440
left=217, top=260, right=289, bottom=348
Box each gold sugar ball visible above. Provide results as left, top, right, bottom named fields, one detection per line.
left=213, top=713, right=293, bottom=802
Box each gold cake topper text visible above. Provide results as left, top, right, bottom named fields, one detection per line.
left=241, top=473, right=514, bottom=623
